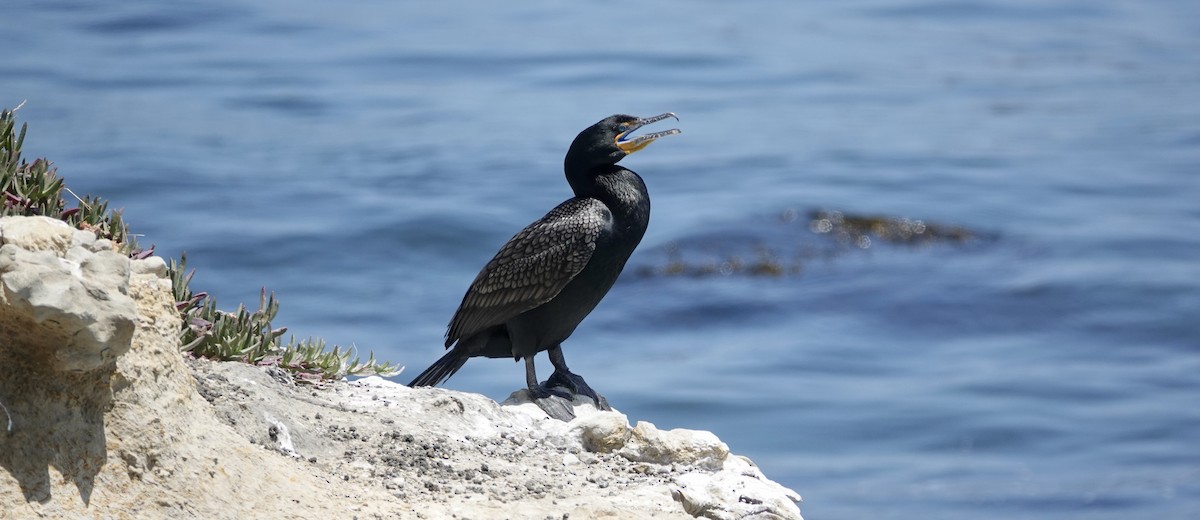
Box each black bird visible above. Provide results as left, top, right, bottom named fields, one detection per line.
left=409, top=113, right=680, bottom=419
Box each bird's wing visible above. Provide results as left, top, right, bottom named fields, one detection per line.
left=445, top=198, right=611, bottom=346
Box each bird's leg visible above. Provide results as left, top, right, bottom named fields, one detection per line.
left=542, top=345, right=611, bottom=411
left=524, top=356, right=575, bottom=421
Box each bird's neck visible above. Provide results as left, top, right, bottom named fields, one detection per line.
left=566, top=165, right=650, bottom=230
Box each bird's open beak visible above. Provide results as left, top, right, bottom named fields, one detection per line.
left=616, top=112, right=681, bottom=154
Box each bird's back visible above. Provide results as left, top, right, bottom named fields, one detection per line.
left=444, top=197, right=612, bottom=348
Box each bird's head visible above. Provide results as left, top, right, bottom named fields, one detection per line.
left=565, top=113, right=681, bottom=170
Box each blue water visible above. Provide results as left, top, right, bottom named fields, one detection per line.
left=5, top=1, right=1200, bottom=518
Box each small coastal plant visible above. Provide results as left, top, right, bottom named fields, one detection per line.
left=1, top=107, right=137, bottom=250
left=169, top=255, right=401, bottom=381
left=2, top=106, right=400, bottom=382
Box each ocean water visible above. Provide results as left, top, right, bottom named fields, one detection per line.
left=4, top=1, right=1200, bottom=518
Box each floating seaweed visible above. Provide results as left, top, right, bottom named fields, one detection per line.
left=804, top=209, right=982, bottom=248
left=637, top=208, right=995, bottom=278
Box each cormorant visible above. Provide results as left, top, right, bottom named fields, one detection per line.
left=409, top=113, right=681, bottom=420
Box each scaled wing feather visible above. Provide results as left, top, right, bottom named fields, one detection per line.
left=445, top=198, right=610, bottom=347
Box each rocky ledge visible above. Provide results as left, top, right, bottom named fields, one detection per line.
left=0, top=215, right=802, bottom=519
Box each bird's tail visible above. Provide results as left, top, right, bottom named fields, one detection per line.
left=408, top=349, right=469, bottom=387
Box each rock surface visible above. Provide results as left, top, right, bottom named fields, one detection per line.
left=0, top=215, right=803, bottom=520
left=0, top=216, right=137, bottom=372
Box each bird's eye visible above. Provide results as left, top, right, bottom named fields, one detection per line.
left=617, top=124, right=629, bottom=133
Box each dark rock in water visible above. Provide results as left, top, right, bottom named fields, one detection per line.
left=636, top=207, right=995, bottom=278
left=806, top=209, right=987, bottom=247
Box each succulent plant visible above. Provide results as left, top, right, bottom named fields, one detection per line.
left=1, top=108, right=137, bottom=250
left=170, top=255, right=401, bottom=381
left=3, top=106, right=401, bottom=382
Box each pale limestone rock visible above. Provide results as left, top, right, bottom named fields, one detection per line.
left=570, top=410, right=632, bottom=452
left=0, top=214, right=803, bottom=520
left=0, top=221, right=136, bottom=371
left=619, top=420, right=731, bottom=470
left=90, top=238, right=114, bottom=252
left=1, top=215, right=396, bottom=519
left=72, top=228, right=97, bottom=249
left=131, top=255, right=168, bottom=278
left=672, top=456, right=804, bottom=520
left=0, top=215, right=73, bottom=255
left=501, top=390, right=802, bottom=519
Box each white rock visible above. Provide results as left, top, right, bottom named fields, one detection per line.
left=131, top=256, right=169, bottom=279
left=0, top=231, right=137, bottom=371
left=91, top=238, right=114, bottom=253
left=72, top=228, right=97, bottom=249
left=570, top=410, right=632, bottom=453
left=619, top=420, right=730, bottom=470
left=263, top=412, right=300, bottom=457
left=0, top=215, right=73, bottom=255
left=0, top=214, right=803, bottom=520
left=672, top=465, right=803, bottom=520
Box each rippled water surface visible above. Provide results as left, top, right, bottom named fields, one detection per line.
left=5, top=1, right=1200, bottom=518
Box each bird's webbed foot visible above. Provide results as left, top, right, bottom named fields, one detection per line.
left=543, top=369, right=611, bottom=411
left=528, top=384, right=577, bottom=421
